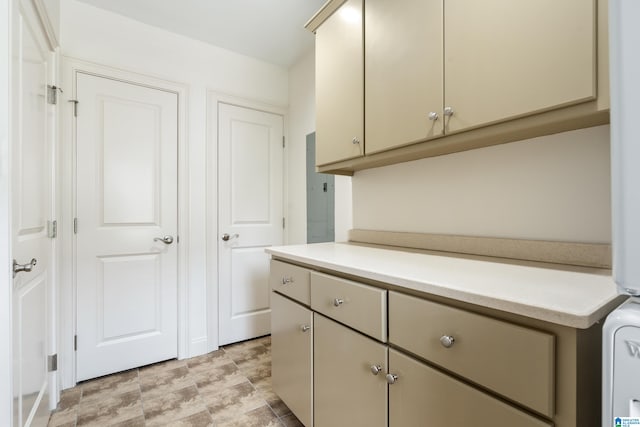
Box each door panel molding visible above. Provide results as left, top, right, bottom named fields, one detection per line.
left=206, top=91, right=287, bottom=351
left=60, top=57, right=189, bottom=388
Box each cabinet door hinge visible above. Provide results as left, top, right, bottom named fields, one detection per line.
left=47, top=220, right=57, bottom=238
left=68, top=99, right=78, bottom=117
left=282, top=217, right=285, bottom=229
left=74, top=335, right=78, bottom=351
left=73, top=218, right=78, bottom=234
left=47, top=85, right=62, bottom=105
left=47, top=354, right=58, bottom=372
left=282, top=136, right=285, bottom=148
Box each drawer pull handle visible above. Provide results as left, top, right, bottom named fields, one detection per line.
left=333, top=298, right=344, bottom=307
left=370, top=365, right=382, bottom=375
left=440, top=335, right=455, bottom=348
left=281, top=277, right=294, bottom=285
left=300, top=325, right=311, bottom=333
left=386, top=373, right=398, bottom=384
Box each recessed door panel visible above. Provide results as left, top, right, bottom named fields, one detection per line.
left=101, top=98, right=161, bottom=226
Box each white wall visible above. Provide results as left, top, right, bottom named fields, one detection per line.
left=59, top=0, right=289, bottom=358
left=287, top=49, right=352, bottom=244
left=353, top=125, right=611, bottom=243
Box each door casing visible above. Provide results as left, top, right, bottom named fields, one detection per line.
left=59, top=57, right=190, bottom=389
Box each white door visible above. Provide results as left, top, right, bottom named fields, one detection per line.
left=218, top=103, right=284, bottom=345
left=11, top=2, right=55, bottom=426
left=75, top=73, right=178, bottom=381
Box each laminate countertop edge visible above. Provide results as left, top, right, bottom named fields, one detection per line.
left=266, top=242, right=625, bottom=329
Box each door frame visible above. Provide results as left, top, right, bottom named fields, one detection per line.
left=205, top=91, right=288, bottom=351
left=59, top=57, right=190, bottom=388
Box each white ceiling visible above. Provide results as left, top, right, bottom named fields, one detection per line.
left=75, top=0, right=326, bottom=67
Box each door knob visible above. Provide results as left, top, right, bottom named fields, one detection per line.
left=444, top=106, right=454, bottom=117
left=13, top=258, right=37, bottom=278
left=153, top=236, right=174, bottom=245
left=440, top=335, right=455, bottom=348
left=428, top=112, right=439, bottom=121
left=386, top=373, right=398, bottom=384
left=221, top=233, right=239, bottom=241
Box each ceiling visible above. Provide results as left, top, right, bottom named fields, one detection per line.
left=75, top=0, right=326, bottom=67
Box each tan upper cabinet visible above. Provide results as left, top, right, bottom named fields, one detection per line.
left=365, top=0, right=444, bottom=154
left=315, top=0, right=364, bottom=166
left=444, top=0, right=596, bottom=133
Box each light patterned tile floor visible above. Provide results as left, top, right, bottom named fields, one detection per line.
left=48, top=336, right=304, bottom=427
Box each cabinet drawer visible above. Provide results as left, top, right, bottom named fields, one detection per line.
left=389, top=291, right=554, bottom=417
left=388, top=349, right=551, bottom=427
left=310, top=272, right=387, bottom=342
left=270, top=260, right=310, bottom=305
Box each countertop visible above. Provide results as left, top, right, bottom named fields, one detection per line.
left=266, top=242, right=624, bottom=329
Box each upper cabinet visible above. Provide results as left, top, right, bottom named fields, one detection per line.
left=444, top=0, right=596, bottom=133
left=315, top=0, right=364, bottom=166
left=306, top=0, right=608, bottom=174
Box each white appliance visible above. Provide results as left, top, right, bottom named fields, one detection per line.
left=603, top=0, right=640, bottom=425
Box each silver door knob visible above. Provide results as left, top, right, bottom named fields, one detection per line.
left=428, top=112, right=439, bottom=121
left=440, top=335, right=455, bottom=348
left=444, top=107, right=454, bottom=117
left=386, top=373, right=398, bottom=384
left=300, top=325, right=311, bottom=333
left=281, top=277, right=294, bottom=285
left=333, top=298, right=344, bottom=307
left=370, top=365, right=382, bottom=375
left=351, top=137, right=360, bottom=145
left=154, top=236, right=174, bottom=245
left=13, top=258, right=37, bottom=278
left=221, top=233, right=239, bottom=241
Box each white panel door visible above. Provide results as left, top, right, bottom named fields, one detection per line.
left=76, top=73, right=178, bottom=381
left=218, top=103, right=284, bottom=345
left=11, top=3, right=54, bottom=426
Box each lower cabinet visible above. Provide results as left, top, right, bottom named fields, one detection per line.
left=271, top=292, right=313, bottom=427
left=314, top=314, right=387, bottom=427
left=387, top=349, right=551, bottom=427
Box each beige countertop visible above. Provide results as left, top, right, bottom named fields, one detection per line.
left=266, top=242, right=624, bottom=329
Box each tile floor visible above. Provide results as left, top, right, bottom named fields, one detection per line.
left=47, top=336, right=304, bottom=427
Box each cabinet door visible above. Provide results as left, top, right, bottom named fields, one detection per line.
left=365, top=0, right=443, bottom=154
left=314, top=314, right=387, bottom=427
left=445, top=0, right=596, bottom=133
left=271, top=293, right=313, bottom=427
left=388, top=349, right=552, bottom=427
left=315, top=0, right=364, bottom=165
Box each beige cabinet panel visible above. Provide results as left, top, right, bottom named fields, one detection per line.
left=365, top=0, right=443, bottom=154
left=270, top=260, right=311, bottom=305
left=314, top=314, right=387, bottom=427
left=310, top=272, right=387, bottom=342
left=271, top=293, right=313, bottom=427
left=444, top=0, right=596, bottom=133
left=388, top=349, right=552, bottom=427
left=315, top=0, right=364, bottom=165
left=389, top=291, right=555, bottom=417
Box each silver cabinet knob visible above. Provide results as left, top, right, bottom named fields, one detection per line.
left=281, top=277, right=294, bottom=285
left=300, top=325, right=311, bottom=333
left=370, top=365, right=382, bottom=375
left=13, top=258, right=37, bottom=278
left=386, top=373, right=398, bottom=384
left=154, top=235, right=174, bottom=245
left=444, top=107, right=454, bottom=117
left=351, top=137, right=360, bottom=145
left=440, top=335, right=455, bottom=348
left=428, top=112, right=439, bottom=121
left=333, top=298, right=344, bottom=307
left=221, top=233, right=239, bottom=241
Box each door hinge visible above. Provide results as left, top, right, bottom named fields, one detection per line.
left=68, top=99, right=78, bottom=117
left=74, top=335, right=78, bottom=351
left=282, top=217, right=285, bottom=229
left=47, top=220, right=57, bottom=238
left=47, top=85, right=62, bottom=105
left=282, top=136, right=285, bottom=148
left=73, top=218, right=78, bottom=234
left=47, top=354, right=58, bottom=372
